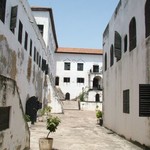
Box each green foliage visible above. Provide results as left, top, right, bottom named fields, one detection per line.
left=46, top=116, right=61, bottom=138
left=79, top=92, right=84, bottom=102
left=24, top=115, right=30, bottom=122
left=96, top=110, right=102, bottom=118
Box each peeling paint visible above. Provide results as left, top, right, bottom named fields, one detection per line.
left=10, top=51, right=17, bottom=80
left=27, top=57, right=32, bottom=82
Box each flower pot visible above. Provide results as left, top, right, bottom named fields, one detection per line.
left=39, top=138, right=53, bottom=150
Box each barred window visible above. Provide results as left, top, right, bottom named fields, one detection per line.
left=123, top=89, right=130, bottom=114
left=77, top=63, right=83, bottom=71
left=77, top=78, right=84, bottom=83
left=0, top=0, right=6, bottom=23
left=64, top=62, right=70, bottom=70
left=64, top=77, right=70, bottom=83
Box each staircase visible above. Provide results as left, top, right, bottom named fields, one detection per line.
left=62, top=100, right=79, bottom=110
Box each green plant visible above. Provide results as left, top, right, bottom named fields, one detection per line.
left=46, top=115, right=61, bottom=138
left=24, top=115, right=31, bottom=122
left=96, top=110, right=102, bottom=118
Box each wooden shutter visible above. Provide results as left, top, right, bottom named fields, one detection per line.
left=10, top=6, right=18, bottom=30
left=139, top=84, right=150, bottom=116
left=114, top=31, right=122, bottom=61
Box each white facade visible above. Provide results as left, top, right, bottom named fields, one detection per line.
left=0, top=0, right=62, bottom=149
left=103, top=0, right=150, bottom=147
left=31, top=7, right=63, bottom=113
left=55, top=48, right=103, bottom=110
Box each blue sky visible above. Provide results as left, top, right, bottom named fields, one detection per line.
left=28, top=0, right=119, bottom=49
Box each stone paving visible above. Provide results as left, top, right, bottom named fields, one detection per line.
left=30, top=110, right=142, bottom=150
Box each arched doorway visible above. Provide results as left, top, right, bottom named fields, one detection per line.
left=95, top=94, right=100, bottom=102
left=93, top=76, right=102, bottom=90
left=26, top=96, right=42, bottom=124
left=65, top=93, right=70, bottom=100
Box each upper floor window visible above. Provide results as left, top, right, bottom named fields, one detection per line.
left=124, top=35, right=128, bottom=53
left=10, top=5, right=18, bottom=33
left=0, top=0, right=6, bottom=23
left=129, top=17, right=137, bottom=51
left=29, top=39, right=32, bottom=56
left=77, top=78, right=84, bottom=83
left=110, top=45, right=114, bottom=67
left=18, top=20, right=23, bottom=44
left=64, top=77, right=70, bottom=83
left=34, top=47, right=36, bottom=62
left=37, top=24, right=44, bottom=37
left=93, top=65, right=99, bottom=73
left=64, top=62, right=70, bottom=70
left=77, top=63, right=83, bottom=71
left=114, top=31, right=122, bottom=61
left=104, top=53, right=107, bottom=71
left=24, top=31, right=28, bottom=50
left=145, top=0, right=150, bottom=38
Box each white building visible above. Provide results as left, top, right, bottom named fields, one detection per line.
left=0, top=0, right=62, bottom=149
left=103, top=0, right=150, bottom=148
left=31, top=7, right=63, bottom=113
left=56, top=47, right=103, bottom=111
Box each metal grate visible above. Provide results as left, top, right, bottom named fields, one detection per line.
left=123, top=89, right=130, bottom=114
left=139, top=84, right=150, bottom=116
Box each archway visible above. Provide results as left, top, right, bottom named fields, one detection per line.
left=65, top=93, right=70, bottom=100
left=93, top=76, right=102, bottom=90
left=95, top=94, right=100, bottom=102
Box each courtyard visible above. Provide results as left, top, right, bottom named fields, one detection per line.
left=30, top=110, right=142, bottom=150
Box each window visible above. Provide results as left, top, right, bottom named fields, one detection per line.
left=34, top=47, right=36, bottom=62
left=29, top=39, right=32, bottom=56
left=114, top=31, right=122, bottom=61
left=77, top=63, right=83, bottom=71
left=123, top=89, right=130, bottom=114
left=36, top=51, right=39, bottom=65
left=77, top=78, right=84, bottom=83
left=45, top=64, right=49, bottom=75
left=95, top=94, right=100, bottom=102
left=145, top=0, right=150, bottom=38
left=42, top=59, right=46, bottom=72
left=110, top=45, right=114, bottom=66
left=129, top=17, right=136, bottom=51
left=93, top=65, right=99, bottom=73
left=55, top=77, right=59, bottom=86
left=104, top=53, right=107, bottom=71
left=124, top=35, right=128, bottom=52
left=24, top=31, right=28, bottom=50
left=64, top=77, right=70, bottom=83
left=139, top=84, right=150, bottom=117
left=0, top=0, right=6, bottom=23
left=18, top=20, right=23, bottom=44
left=0, top=107, right=10, bottom=131
left=37, top=24, right=44, bottom=36
left=10, top=5, right=18, bottom=32
left=39, top=55, right=41, bottom=67
left=64, top=62, right=70, bottom=70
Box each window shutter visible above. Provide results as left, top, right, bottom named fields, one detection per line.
left=42, top=59, right=46, bottom=72
left=139, top=84, right=150, bottom=116
left=10, top=6, right=18, bottom=30
left=114, top=31, right=122, bottom=61
left=45, top=64, right=49, bottom=75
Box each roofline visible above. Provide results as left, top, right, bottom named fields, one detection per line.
left=56, top=47, right=103, bottom=55
left=31, top=7, right=58, bottom=49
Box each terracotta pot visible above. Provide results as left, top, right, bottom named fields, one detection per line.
left=39, top=138, right=53, bottom=150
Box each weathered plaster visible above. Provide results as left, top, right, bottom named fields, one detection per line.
left=10, top=51, right=17, bottom=80
left=27, top=57, right=32, bottom=82
left=32, top=64, right=35, bottom=83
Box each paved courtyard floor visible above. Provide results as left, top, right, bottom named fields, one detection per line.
left=30, top=110, right=142, bottom=150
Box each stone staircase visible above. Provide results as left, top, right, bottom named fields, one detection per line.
left=62, top=100, right=79, bottom=110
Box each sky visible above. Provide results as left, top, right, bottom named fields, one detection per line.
left=28, top=0, right=119, bottom=49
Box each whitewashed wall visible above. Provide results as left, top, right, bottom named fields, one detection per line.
left=103, top=0, right=150, bottom=147
left=56, top=52, right=103, bottom=100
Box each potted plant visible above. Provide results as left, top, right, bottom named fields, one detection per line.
left=24, top=114, right=31, bottom=127
left=39, top=115, right=61, bottom=150
left=96, top=110, right=103, bottom=126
